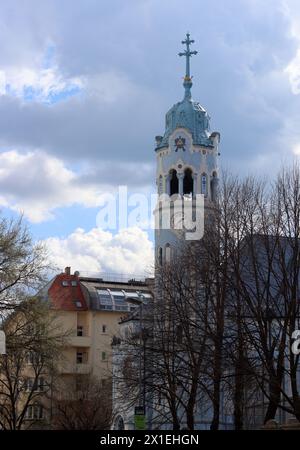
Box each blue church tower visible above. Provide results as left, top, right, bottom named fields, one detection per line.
left=155, top=33, right=220, bottom=264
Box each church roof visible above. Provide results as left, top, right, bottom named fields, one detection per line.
left=157, top=33, right=214, bottom=149
left=158, top=90, right=213, bottom=149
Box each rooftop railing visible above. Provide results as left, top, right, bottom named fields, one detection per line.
left=75, top=271, right=153, bottom=284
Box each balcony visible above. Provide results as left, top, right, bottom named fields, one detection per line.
left=60, top=362, right=91, bottom=374
left=68, top=336, right=91, bottom=347
left=75, top=363, right=91, bottom=374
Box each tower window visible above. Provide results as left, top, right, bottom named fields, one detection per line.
left=211, top=171, right=218, bottom=202
left=158, top=176, right=163, bottom=194
left=169, top=169, right=179, bottom=196
left=158, top=248, right=163, bottom=266
left=165, top=244, right=171, bottom=262
left=201, top=174, right=207, bottom=196
left=183, top=168, right=193, bottom=195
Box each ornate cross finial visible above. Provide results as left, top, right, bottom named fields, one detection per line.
left=179, top=32, right=197, bottom=80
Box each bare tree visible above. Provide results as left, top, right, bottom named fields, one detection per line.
left=113, top=242, right=214, bottom=430
left=113, top=164, right=300, bottom=430
left=218, top=165, right=300, bottom=426
left=0, top=297, right=66, bottom=429
left=52, top=375, right=112, bottom=430
left=0, top=215, right=48, bottom=312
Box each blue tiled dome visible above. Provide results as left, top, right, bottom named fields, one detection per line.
left=157, top=78, right=213, bottom=149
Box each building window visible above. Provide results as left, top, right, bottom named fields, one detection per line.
left=77, top=326, right=83, bottom=337
left=26, top=351, right=43, bottom=365
left=111, top=291, right=128, bottom=312
left=201, top=174, right=207, bottom=195
left=97, top=289, right=113, bottom=310
left=62, top=280, right=69, bottom=287
left=24, top=378, right=33, bottom=392
left=183, top=168, right=193, bottom=195
left=25, top=404, right=44, bottom=420
left=38, top=377, right=45, bottom=392
left=169, top=169, right=179, bottom=196
left=101, top=352, right=107, bottom=361
left=71, top=280, right=77, bottom=286
left=25, top=377, right=45, bottom=392
left=76, top=376, right=84, bottom=392
left=76, top=351, right=87, bottom=364
left=102, top=325, right=107, bottom=333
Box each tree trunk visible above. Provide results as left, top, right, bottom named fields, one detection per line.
left=264, top=377, right=281, bottom=423
left=234, top=361, right=244, bottom=430
left=210, top=343, right=222, bottom=430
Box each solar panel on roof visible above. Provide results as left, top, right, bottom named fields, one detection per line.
left=124, top=291, right=140, bottom=298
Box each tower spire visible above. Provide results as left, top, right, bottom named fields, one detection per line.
left=179, top=33, right=197, bottom=100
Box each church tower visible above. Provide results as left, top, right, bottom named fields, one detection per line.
left=154, top=34, right=220, bottom=264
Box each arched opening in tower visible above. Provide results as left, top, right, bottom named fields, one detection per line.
left=183, top=168, right=193, bottom=195
left=211, top=171, right=218, bottom=202
left=158, top=247, right=163, bottom=266
left=170, top=169, right=179, bottom=196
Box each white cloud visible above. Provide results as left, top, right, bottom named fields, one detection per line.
left=0, top=41, right=83, bottom=103
left=86, top=72, right=140, bottom=104
left=44, top=226, right=154, bottom=276
left=285, top=48, right=300, bottom=95
left=293, top=143, right=300, bottom=155
left=283, top=0, right=300, bottom=95
left=0, top=150, right=103, bottom=222
left=0, top=65, right=83, bottom=103
left=0, top=149, right=154, bottom=223
left=0, top=42, right=152, bottom=106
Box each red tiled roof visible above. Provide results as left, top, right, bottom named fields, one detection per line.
left=48, top=273, right=88, bottom=311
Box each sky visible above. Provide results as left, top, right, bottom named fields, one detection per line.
left=0, top=0, right=300, bottom=277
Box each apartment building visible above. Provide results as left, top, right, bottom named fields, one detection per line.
left=46, top=267, right=153, bottom=384
left=28, top=267, right=153, bottom=428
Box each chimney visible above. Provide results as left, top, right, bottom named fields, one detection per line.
left=64, top=267, right=71, bottom=275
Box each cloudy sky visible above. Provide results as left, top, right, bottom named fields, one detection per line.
left=0, top=0, right=299, bottom=276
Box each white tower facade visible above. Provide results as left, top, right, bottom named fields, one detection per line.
left=155, top=34, right=220, bottom=264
